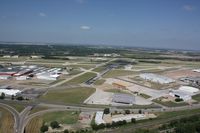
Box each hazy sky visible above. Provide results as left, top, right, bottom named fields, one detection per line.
left=0, top=0, right=200, bottom=50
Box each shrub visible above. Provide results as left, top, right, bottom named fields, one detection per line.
left=40, top=125, right=48, bottom=132
left=50, top=121, right=60, bottom=129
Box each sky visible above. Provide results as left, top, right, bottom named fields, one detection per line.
left=0, top=0, right=200, bottom=50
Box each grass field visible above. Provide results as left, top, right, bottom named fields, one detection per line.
left=6, top=103, right=26, bottom=113
left=139, top=93, right=151, bottom=99
left=103, top=69, right=137, bottom=78
left=66, top=72, right=97, bottom=84
left=105, top=89, right=130, bottom=94
left=93, top=66, right=107, bottom=72
left=112, top=108, right=200, bottom=133
left=0, top=107, right=14, bottom=133
left=153, top=99, right=189, bottom=107
left=68, top=64, right=95, bottom=70
left=94, top=79, right=106, bottom=85
left=25, top=117, right=43, bottom=133
left=40, top=87, right=95, bottom=104
left=25, top=111, right=79, bottom=133
left=192, top=94, right=200, bottom=102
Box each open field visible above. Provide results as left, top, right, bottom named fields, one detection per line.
left=93, top=66, right=107, bottom=72
left=139, top=93, right=151, bottom=99
left=153, top=99, right=189, bottom=107
left=40, top=87, right=96, bottom=104
left=6, top=103, right=26, bottom=113
left=0, top=107, right=14, bottom=133
left=104, top=88, right=130, bottom=94
left=94, top=79, right=106, bottom=85
left=66, top=72, right=97, bottom=84
left=103, top=70, right=137, bottom=78
left=163, top=69, right=200, bottom=79
left=68, top=64, right=95, bottom=70
left=192, top=94, right=200, bottom=102
left=25, top=111, right=79, bottom=133
left=43, top=111, right=79, bottom=125
left=25, top=117, right=43, bottom=133
left=109, top=108, right=200, bottom=133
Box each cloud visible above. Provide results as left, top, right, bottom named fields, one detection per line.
left=183, top=5, right=195, bottom=11
left=80, top=25, right=91, bottom=30
left=39, top=12, right=47, bottom=17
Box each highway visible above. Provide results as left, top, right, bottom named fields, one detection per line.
left=1, top=99, right=200, bottom=133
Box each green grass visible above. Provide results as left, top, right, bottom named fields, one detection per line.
left=93, top=66, right=106, bottom=72
left=103, top=69, right=137, bottom=78
left=104, top=89, right=130, bottom=94
left=153, top=99, right=189, bottom=107
left=94, top=79, right=106, bottom=85
left=192, top=94, right=200, bottom=102
left=40, top=87, right=95, bottom=104
left=42, top=111, right=79, bottom=124
left=49, top=79, right=65, bottom=85
left=68, top=64, right=95, bottom=70
left=6, top=103, right=25, bottom=113
left=29, top=107, right=49, bottom=115
left=66, top=72, right=97, bottom=84
left=139, top=93, right=151, bottom=99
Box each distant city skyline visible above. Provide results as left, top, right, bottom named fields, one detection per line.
left=0, top=0, right=200, bottom=50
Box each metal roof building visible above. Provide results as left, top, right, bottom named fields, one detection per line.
left=0, top=89, right=21, bottom=96
left=140, top=73, right=175, bottom=84
left=169, top=90, right=192, bottom=101
left=179, top=86, right=199, bottom=93
left=112, top=93, right=135, bottom=104
left=95, top=111, right=105, bottom=125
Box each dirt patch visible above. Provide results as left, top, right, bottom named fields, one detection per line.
left=163, top=69, right=200, bottom=80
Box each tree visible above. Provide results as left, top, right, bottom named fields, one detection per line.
left=131, top=118, right=136, bottom=123
left=0, top=93, right=5, bottom=99
left=64, top=129, right=69, bottom=133
left=11, top=95, right=14, bottom=100
left=40, top=125, right=48, bottom=132
left=50, top=121, right=60, bottom=129
left=138, top=109, right=142, bottom=114
left=16, top=96, right=24, bottom=101
left=125, top=110, right=130, bottom=114
left=103, top=108, right=110, bottom=114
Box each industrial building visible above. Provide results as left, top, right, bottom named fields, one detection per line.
left=112, top=93, right=135, bottom=104
left=0, top=75, right=11, bottom=80
left=169, top=86, right=199, bottom=101
left=95, top=111, right=105, bottom=125
left=36, top=72, right=60, bottom=80
left=0, top=89, right=21, bottom=96
left=140, top=73, right=175, bottom=84
left=179, top=86, right=199, bottom=93
left=169, top=90, right=192, bottom=101
left=16, top=76, right=29, bottom=80
left=0, top=65, right=62, bottom=81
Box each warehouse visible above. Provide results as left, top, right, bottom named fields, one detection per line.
left=112, top=93, right=135, bottom=104
left=95, top=111, right=105, bottom=125
left=36, top=72, right=60, bottom=80
left=16, top=76, right=29, bottom=80
left=140, top=73, right=175, bottom=84
left=169, top=90, right=192, bottom=101
left=0, top=75, right=11, bottom=80
left=0, top=89, right=21, bottom=96
left=179, top=86, right=199, bottom=93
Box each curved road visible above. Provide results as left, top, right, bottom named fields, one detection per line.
left=0, top=103, right=19, bottom=133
